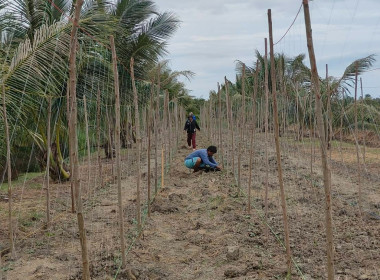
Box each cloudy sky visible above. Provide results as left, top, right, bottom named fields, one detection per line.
left=154, top=0, right=380, bottom=99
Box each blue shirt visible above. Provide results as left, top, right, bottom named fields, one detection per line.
left=185, top=149, right=218, bottom=168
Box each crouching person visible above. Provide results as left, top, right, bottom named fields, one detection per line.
left=184, top=145, right=222, bottom=172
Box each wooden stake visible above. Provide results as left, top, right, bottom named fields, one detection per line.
left=130, top=57, right=142, bottom=230
left=46, top=96, right=52, bottom=228
left=83, top=96, right=91, bottom=190
left=264, top=38, right=270, bottom=241
left=154, top=66, right=160, bottom=194
left=96, top=89, right=103, bottom=186
left=225, top=77, right=230, bottom=174
left=3, top=85, right=15, bottom=258
left=217, top=83, right=223, bottom=167
left=360, top=78, right=366, bottom=164
left=354, top=62, right=362, bottom=215
left=248, top=61, right=259, bottom=213
left=147, top=92, right=153, bottom=216
left=268, top=9, right=292, bottom=275
left=68, top=0, right=90, bottom=276
left=161, top=148, right=164, bottom=189
left=303, top=1, right=334, bottom=278
left=111, top=35, right=126, bottom=267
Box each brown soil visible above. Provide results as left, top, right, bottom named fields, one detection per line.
left=1, top=132, right=379, bottom=279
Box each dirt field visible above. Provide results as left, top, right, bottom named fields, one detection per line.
left=1, top=131, right=379, bottom=279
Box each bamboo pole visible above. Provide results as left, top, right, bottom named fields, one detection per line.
left=83, top=96, right=91, bottom=189
left=360, top=78, right=366, bottom=164
left=225, top=77, right=230, bottom=174
left=238, top=65, right=246, bottom=192
left=96, top=89, right=103, bottom=186
left=3, top=85, right=15, bottom=258
left=67, top=0, right=90, bottom=276
left=147, top=93, right=153, bottom=216
left=268, top=9, right=292, bottom=275
left=175, top=98, right=179, bottom=149
left=111, top=35, right=126, bottom=267
left=154, top=66, right=160, bottom=194
left=217, top=83, right=223, bottom=166
left=247, top=61, right=259, bottom=213
left=46, top=96, right=52, bottom=228
left=340, top=90, right=344, bottom=163
left=161, top=148, right=164, bottom=189
left=106, top=107, right=114, bottom=179
left=130, top=57, right=142, bottom=230
left=303, top=1, right=334, bottom=278
left=264, top=38, right=270, bottom=241
left=242, top=64, right=246, bottom=143
left=354, top=62, right=362, bottom=215
left=326, top=65, right=332, bottom=158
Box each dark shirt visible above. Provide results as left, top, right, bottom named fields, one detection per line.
left=184, top=119, right=200, bottom=134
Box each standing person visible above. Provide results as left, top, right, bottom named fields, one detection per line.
left=190, top=112, right=196, bottom=121
left=184, top=114, right=200, bottom=150
left=184, top=145, right=222, bottom=172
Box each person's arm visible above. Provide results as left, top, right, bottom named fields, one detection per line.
left=195, top=120, right=200, bottom=131
left=184, top=121, right=188, bottom=131
left=199, top=151, right=217, bottom=168
left=209, top=156, right=217, bottom=165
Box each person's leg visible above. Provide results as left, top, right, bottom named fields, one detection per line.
left=187, top=133, right=192, bottom=148
left=193, top=157, right=202, bottom=172
left=192, top=132, right=196, bottom=149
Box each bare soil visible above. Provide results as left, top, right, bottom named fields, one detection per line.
left=1, top=131, right=379, bottom=279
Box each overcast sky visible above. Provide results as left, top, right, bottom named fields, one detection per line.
left=154, top=0, right=380, bottom=99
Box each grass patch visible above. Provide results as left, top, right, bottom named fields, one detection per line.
left=0, top=172, right=43, bottom=192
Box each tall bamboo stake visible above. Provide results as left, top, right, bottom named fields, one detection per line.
left=340, top=90, right=344, bottom=163
left=3, top=85, right=15, bottom=258
left=106, top=107, right=114, bottom=179
left=111, top=36, right=126, bottom=267
left=326, top=65, right=332, bottom=158
left=175, top=98, right=179, bottom=149
left=268, top=9, right=292, bottom=275
left=354, top=62, right=362, bottom=215
left=148, top=93, right=153, bottom=216
left=68, top=0, right=90, bottom=276
left=242, top=64, right=246, bottom=143
left=303, top=1, right=334, bottom=278
left=46, top=96, right=52, bottom=228
left=96, top=89, right=103, bottom=186
left=264, top=38, right=270, bottom=241
left=360, top=77, right=366, bottom=164
left=130, top=57, right=142, bottom=230
left=83, top=96, right=91, bottom=189
left=217, top=83, right=223, bottom=166
left=247, top=62, right=259, bottom=213
left=237, top=65, right=246, bottom=190
left=154, top=66, right=160, bottom=194
left=225, top=77, right=230, bottom=174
